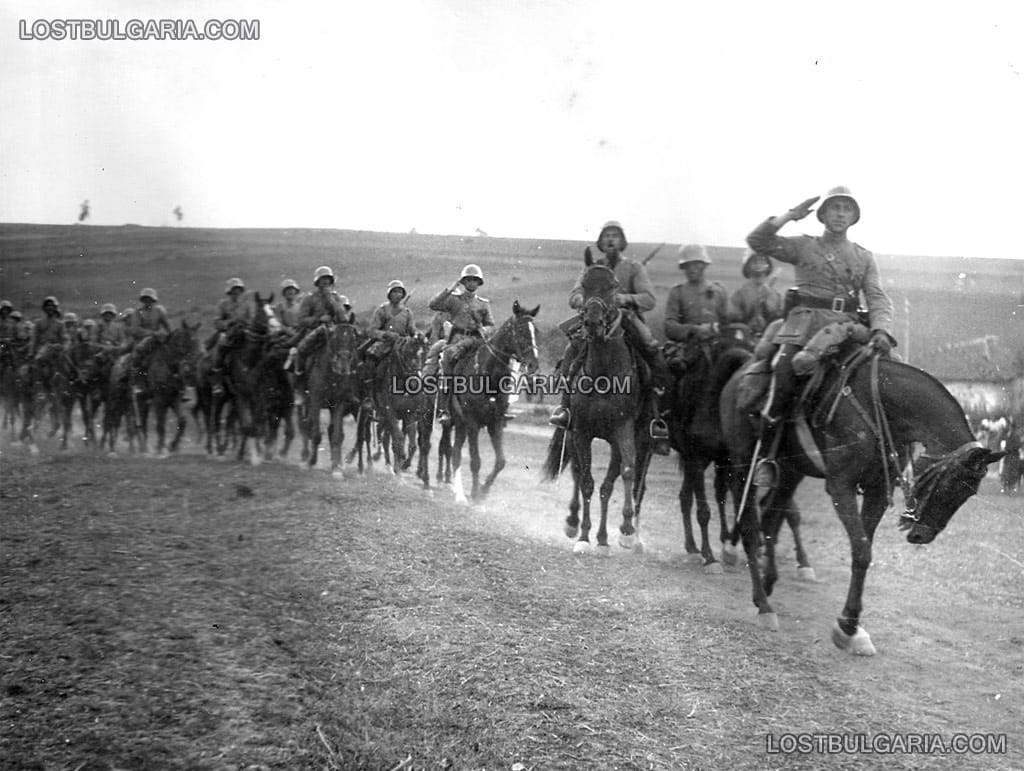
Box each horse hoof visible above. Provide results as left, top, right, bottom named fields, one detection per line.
left=106, top=451, right=118, bottom=458
left=797, top=566, right=818, bottom=582
left=331, top=469, right=344, bottom=480
left=685, top=553, right=705, bottom=565
left=454, top=494, right=469, bottom=506
left=564, top=525, right=579, bottom=539
left=619, top=533, right=636, bottom=549
left=596, top=544, right=611, bottom=558
left=703, top=561, right=723, bottom=575
left=831, top=622, right=876, bottom=656
left=29, top=444, right=40, bottom=456
left=572, top=541, right=591, bottom=555
left=757, top=612, right=780, bottom=632
left=721, top=543, right=739, bottom=566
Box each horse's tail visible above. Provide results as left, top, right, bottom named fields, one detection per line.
left=541, top=426, right=571, bottom=480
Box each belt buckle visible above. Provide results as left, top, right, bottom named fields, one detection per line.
left=831, top=297, right=846, bottom=313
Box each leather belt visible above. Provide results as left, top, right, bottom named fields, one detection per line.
left=795, top=294, right=856, bottom=313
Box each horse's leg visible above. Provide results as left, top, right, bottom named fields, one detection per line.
left=170, top=396, right=187, bottom=453
left=784, top=497, right=816, bottom=581
left=691, top=458, right=720, bottom=571
left=480, top=422, right=505, bottom=498
left=616, top=423, right=639, bottom=549
left=830, top=483, right=887, bottom=656
left=450, top=425, right=469, bottom=505
left=467, top=428, right=484, bottom=501
left=59, top=393, right=72, bottom=450
left=564, top=459, right=582, bottom=540
left=679, top=464, right=700, bottom=556
left=416, top=416, right=433, bottom=489
left=305, top=400, right=320, bottom=468
left=733, top=458, right=777, bottom=630
left=714, top=458, right=733, bottom=548
left=328, top=405, right=345, bottom=474
left=596, top=442, right=620, bottom=551
left=758, top=484, right=789, bottom=597
left=281, top=405, right=295, bottom=459
left=572, top=432, right=595, bottom=554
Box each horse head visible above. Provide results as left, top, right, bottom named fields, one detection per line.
left=252, top=292, right=282, bottom=337
left=392, top=333, right=428, bottom=375
left=900, top=443, right=1005, bottom=544
left=326, top=321, right=360, bottom=376
left=581, top=265, right=620, bottom=343
left=501, top=300, right=541, bottom=375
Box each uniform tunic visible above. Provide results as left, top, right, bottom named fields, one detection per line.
left=297, top=289, right=348, bottom=329
left=568, top=257, right=655, bottom=316
left=95, top=319, right=127, bottom=349
left=125, top=304, right=171, bottom=342
left=728, top=281, right=783, bottom=335
left=664, top=281, right=729, bottom=341
left=428, top=288, right=495, bottom=341
left=31, top=314, right=69, bottom=353
left=369, top=303, right=416, bottom=341
left=747, top=219, right=893, bottom=345
left=214, top=296, right=251, bottom=331
left=274, top=297, right=303, bottom=331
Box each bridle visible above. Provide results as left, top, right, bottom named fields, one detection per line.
left=582, top=295, right=622, bottom=342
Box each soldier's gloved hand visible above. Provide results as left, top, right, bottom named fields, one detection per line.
left=696, top=323, right=716, bottom=341
left=384, top=331, right=399, bottom=342
left=615, top=294, right=635, bottom=309
left=870, top=329, right=896, bottom=354
left=788, top=196, right=821, bottom=221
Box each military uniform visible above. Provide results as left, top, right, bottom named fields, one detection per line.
left=0, top=312, right=18, bottom=345
left=95, top=318, right=126, bottom=350
left=31, top=314, right=69, bottom=356
left=728, top=281, right=783, bottom=336
left=126, top=303, right=171, bottom=343
left=428, top=285, right=495, bottom=355
left=664, top=280, right=730, bottom=341
left=274, top=296, right=303, bottom=332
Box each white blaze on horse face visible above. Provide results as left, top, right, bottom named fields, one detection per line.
left=528, top=319, right=538, bottom=363
left=265, top=304, right=283, bottom=334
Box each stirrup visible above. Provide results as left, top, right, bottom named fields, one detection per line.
left=548, top=406, right=571, bottom=429
left=753, top=458, right=780, bottom=488
left=649, top=418, right=669, bottom=440
left=438, top=410, right=452, bottom=426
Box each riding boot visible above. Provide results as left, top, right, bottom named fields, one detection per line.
left=437, top=355, right=456, bottom=426
left=283, top=346, right=298, bottom=372
left=549, top=337, right=584, bottom=428
left=754, top=344, right=800, bottom=488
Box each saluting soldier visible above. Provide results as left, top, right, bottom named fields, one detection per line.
left=728, top=249, right=783, bottom=336
left=746, top=186, right=895, bottom=486
left=428, top=264, right=495, bottom=425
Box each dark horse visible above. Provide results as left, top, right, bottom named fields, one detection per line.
left=667, top=325, right=814, bottom=578
left=61, top=337, right=112, bottom=450
left=541, top=265, right=650, bottom=553
left=1, top=340, right=32, bottom=446
left=721, top=348, right=1004, bottom=654
left=299, top=321, right=363, bottom=474
left=444, top=301, right=540, bottom=503
left=371, top=333, right=435, bottom=482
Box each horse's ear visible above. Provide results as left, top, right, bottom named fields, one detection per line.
left=584, top=246, right=593, bottom=266
left=268, top=292, right=275, bottom=305
left=513, top=299, right=522, bottom=315
left=529, top=304, right=540, bottom=317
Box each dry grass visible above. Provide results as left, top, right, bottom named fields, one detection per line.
left=2, top=441, right=1022, bottom=770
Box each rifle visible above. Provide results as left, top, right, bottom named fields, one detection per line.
left=642, top=243, right=667, bottom=266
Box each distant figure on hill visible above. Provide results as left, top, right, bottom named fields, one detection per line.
left=173, top=206, right=184, bottom=223
left=78, top=200, right=90, bottom=223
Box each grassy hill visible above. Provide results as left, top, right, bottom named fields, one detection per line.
left=1, top=223, right=1022, bottom=375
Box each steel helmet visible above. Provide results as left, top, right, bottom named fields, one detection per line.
left=337, top=294, right=352, bottom=308
left=139, top=288, right=159, bottom=301
left=10, top=309, right=22, bottom=320
left=63, top=312, right=79, bottom=324
left=677, top=244, right=711, bottom=266
left=597, top=220, right=628, bottom=253
left=0, top=300, right=12, bottom=312
left=280, top=278, right=300, bottom=292
left=459, top=264, right=484, bottom=284
left=816, top=185, right=860, bottom=225
left=82, top=318, right=97, bottom=328
left=741, top=248, right=773, bottom=278
left=100, top=303, right=118, bottom=316
left=42, top=295, right=60, bottom=309
left=313, top=265, right=335, bottom=284
left=386, top=279, right=407, bottom=298
left=225, top=277, right=245, bottom=294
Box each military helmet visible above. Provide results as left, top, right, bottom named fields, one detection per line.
left=225, top=277, right=245, bottom=294
left=597, top=220, right=628, bottom=253
left=42, top=295, right=60, bottom=309
left=741, top=248, right=773, bottom=278
left=313, top=265, right=335, bottom=284
left=0, top=300, right=12, bottom=312
left=386, top=279, right=407, bottom=298
left=100, top=303, right=118, bottom=316
left=337, top=294, right=352, bottom=308
left=280, top=278, right=300, bottom=292
left=82, top=318, right=97, bottom=328
left=63, top=312, right=79, bottom=324
left=816, top=185, right=860, bottom=225
left=459, top=264, right=484, bottom=285
left=10, top=309, right=23, bottom=320
left=139, top=288, right=159, bottom=302
left=677, top=244, right=711, bottom=266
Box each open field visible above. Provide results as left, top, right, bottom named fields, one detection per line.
left=2, top=423, right=1023, bottom=770
left=2, top=224, right=1024, bottom=769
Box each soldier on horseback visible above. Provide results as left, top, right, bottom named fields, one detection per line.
left=283, top=266, right=349, bottom=403
left=208, top=278, right=252, bottom=396
left=549, top=221, right=671, bottom=453
left=664, top=244, right=730, bottom=369
left=428, top=264, right=495, bottom=426
left=746, top=186, right=895, bottom=487
left=728, top=249, right=783, bottom=337
left=126, top=288, right=172, bottom=393
left=0, top=301, right=17, bottom=345
left=362, top=279, right=416, bottom=402
left=62, top=312, right=82, bottom=344
left=31, top=296, right=70, bottom=359
left=275, top=278, right=303, bottom=333
left=421, top=311, right=451, bottom=381
left=95, top=304, right=127, bottom=351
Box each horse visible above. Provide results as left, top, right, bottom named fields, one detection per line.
left=720, top=346, right=1005, bottom=655
left=370, top=333, right=434, bottom=481
left=60, top=337, right=112, bottom=450
left=125, top=320, right=202, bottom=456
left=218, top=294, right=280, bottom=464
left=444, top=300, right=540, bottom=504
left=0, top=340, right=29, bottom=443
left=299, top=321, right=363, bottom=474
left=540, top=265, right=650, bottom=553
left=23, top=343, right=72, bottom=449
left=254, top=337, right=296, bottom=462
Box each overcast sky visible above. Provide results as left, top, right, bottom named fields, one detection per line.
left=2, top=0, right=1023, bottom=260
